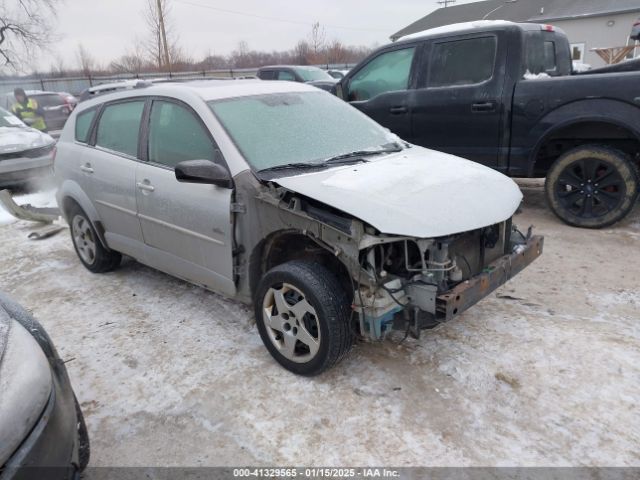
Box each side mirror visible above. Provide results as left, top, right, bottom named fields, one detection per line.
left=174, top=160, right=233, bottom=188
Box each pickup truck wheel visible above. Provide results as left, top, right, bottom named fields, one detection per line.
left=545, top=145, right=639, bottom=228
left=69, top=204, right=121, bottom=273
left=255, top=260, right=353, bottom=376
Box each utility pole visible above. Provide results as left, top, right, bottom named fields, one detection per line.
left=437, top=0, right=456, bottom=6
left=156, top=0, right=171, bottom=71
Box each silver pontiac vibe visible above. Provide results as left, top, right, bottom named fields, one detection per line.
left=55, top=80, right=543, bottom=376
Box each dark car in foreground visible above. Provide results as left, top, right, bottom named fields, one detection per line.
left=257, top=65, right=337, bottom=91
left=335, top=21, right=640, bottom=228
left=0, top=293, right=89, bottom=479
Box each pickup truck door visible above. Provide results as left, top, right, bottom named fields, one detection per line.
left=343, top=45, right=418, bottom=143
left=411, top=33, right=508, bottom=169
left=135, top=98, right=236, bottom=297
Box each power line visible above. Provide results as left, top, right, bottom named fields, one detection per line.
left=437, top=0, right=456, bottom=7
left=172, top=0, right=389, bottom=32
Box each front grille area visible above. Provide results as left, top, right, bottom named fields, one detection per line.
left=0, top=144, right=55, bottom=161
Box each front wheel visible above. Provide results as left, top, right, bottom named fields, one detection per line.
left=255, top=260, right=354, bottom=376
left=545, top=145, right=639, bottom=228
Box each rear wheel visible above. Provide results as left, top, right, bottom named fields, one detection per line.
left=255, top=260, right=353, bottom=376
left=68, top=204, right=121, bottom=272
left=74, top=395, right=90, bottom=471
left=545, top=145, right=639, bottom=228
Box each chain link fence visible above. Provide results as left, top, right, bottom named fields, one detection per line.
left=0, top=64, right=355, bottom=96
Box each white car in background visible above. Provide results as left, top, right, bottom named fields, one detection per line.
left=0, top=107, right=56, bottom=188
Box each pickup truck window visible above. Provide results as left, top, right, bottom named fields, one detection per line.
left=429, top=36, right=496, bottom=88
left=348, top=47, right=415, bottom=101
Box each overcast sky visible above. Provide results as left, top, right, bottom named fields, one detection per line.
left=41, top=0, right=480, bottom=71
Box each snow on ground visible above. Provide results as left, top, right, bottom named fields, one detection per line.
left=0, top=183, right=639, bottom=467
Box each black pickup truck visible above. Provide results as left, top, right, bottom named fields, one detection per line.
left=335, top=21, right=640, bottom=228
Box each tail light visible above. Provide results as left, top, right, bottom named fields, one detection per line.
left=542, top=24, right=555, bottom=32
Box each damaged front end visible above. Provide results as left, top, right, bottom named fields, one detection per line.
left=250, top=181, right=543, bottom=342
left=353, top=221, right=543, bottom=340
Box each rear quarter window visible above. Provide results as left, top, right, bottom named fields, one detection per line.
left=75, top=108, right=97, bottom=143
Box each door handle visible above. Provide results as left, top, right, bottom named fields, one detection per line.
left=389, top=106, right=408, bottom=115
left=136, top=181, right=155, bottom=193
left=471, top=102, right=496, bottom=113
left=80, top=164, right=94, bottom=174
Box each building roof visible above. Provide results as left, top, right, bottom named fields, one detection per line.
left=391, top=0, right=640, bottom=40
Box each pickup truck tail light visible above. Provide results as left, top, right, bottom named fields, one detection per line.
left=542, top=24, right=555, bottom=32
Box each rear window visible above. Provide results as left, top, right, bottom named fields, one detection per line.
left=95, top=101, right=145, bottom=157
left=75, top=108, right=97, bottom=143
left=429, top=36, right=497, bottom=87
left=543, top=41, right=557, bottom=72
left=34, top=94, right=64, bottom=107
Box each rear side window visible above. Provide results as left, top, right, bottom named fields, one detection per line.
left=148, top=100, right=216, bottom=168
left=35, top=94, right=64, bottom=107
left=348, top=47, right=415, bottom=101
left=96, top=101, right=145, bottom=157
left=75, top=108, right=96, bottom=143
left=429, top=36, right=497, bottom=87
left=259, top=70, right=275, bottom=80
left=277, top=70, right=296, bottom=81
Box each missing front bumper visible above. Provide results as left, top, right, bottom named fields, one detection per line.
left=435, top=235, right=544, bottom=322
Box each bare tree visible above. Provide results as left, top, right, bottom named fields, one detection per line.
left=110, top=40, right=149, bottom=74
left=326, top=39, right=347, bottom=64
left=308, top=22, right=326, bottom=63
left=0, top=0, right=58, bottom=69
left=292, top=40, right=310, bottom=65
left=76, top=43, right=96, bottom=75
left=143, top=0, right=181, bottom=71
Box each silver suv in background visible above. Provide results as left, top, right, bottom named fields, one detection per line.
left=54, top=80, right=542, bottom=375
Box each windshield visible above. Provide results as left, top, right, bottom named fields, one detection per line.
left=0, top=107, right=25, bottom=128
left=296, top=67, right=334, bottom=82
left=209, top=91, right=398, bottom=171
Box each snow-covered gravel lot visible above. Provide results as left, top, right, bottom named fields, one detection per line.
left=0, top=182, right=639, bottom=467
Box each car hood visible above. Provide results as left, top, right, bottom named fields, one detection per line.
left=0, top=127, right=54, bottom=154
left=273, top=146, right=523, bottom=238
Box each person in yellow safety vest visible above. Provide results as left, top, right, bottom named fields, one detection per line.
left=11, top=88, right=47, bottom=132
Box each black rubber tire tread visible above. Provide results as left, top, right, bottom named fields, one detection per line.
left=74, top=394, right=90, bottom=471
left=255, top=260, right=354, bottom=376
left=68, top=204, right=121, bottom=273
left=545, top=145, right=639, bottom=228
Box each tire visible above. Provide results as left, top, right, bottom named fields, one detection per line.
left=68, top=204, right=121, bottom=272
left=74, top=395, right=90, bottom=471
left=545, top=145, right=639, bottom=228
left=254, top=260, right=354, bottom=376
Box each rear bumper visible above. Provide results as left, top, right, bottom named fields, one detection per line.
left=436, top=235, right=544, bottom=321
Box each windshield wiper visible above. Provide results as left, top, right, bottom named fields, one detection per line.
left=321, top=143, right=403, bottom=165
left=257, top=143, right=403, bottom=174
left=258, top=162, right=321, bottom=173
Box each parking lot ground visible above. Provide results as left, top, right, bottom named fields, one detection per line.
left=0, top=181, right=639, bottom=467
